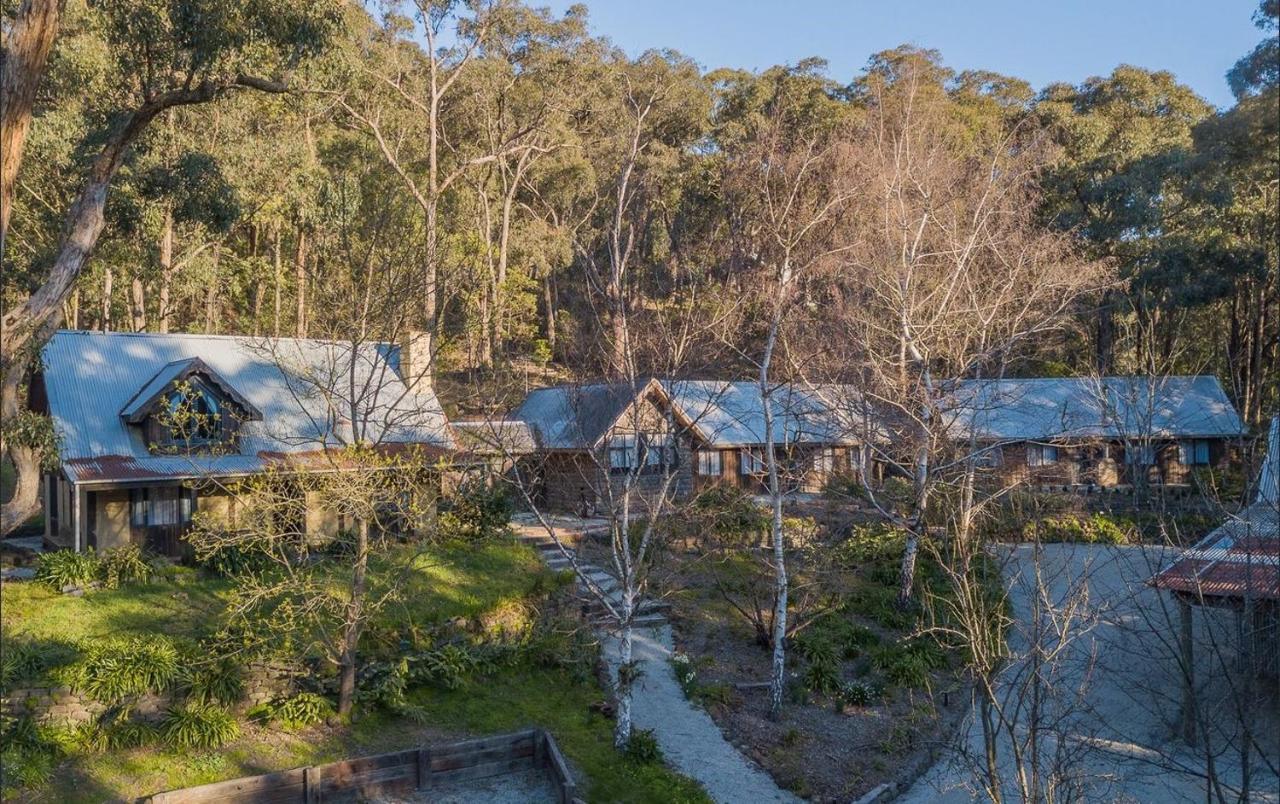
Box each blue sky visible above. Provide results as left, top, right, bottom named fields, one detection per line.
left=540, top=0, right=1263, bottom=109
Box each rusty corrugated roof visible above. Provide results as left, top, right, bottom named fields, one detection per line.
left=1151, top=416, right=1280, bottom=601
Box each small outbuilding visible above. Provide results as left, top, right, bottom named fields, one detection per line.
left=1151, top=415, right=1279, bottom=743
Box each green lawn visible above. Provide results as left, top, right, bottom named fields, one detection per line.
left=1, top=578, right=232, bottom=647
left=30, top=664, right=709, bottom=803
left=4, top=538, right=709, bottom=803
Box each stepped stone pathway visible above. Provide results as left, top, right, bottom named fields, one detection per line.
left=511, top=516, right=799, bottom=804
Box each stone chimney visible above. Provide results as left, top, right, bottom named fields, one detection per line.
left=399, top=329, right=433, bottom=390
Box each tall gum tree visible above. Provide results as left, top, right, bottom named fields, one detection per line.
left=0, top=0, right=341, bottom=535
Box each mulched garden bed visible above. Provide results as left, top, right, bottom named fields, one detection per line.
left=664, top=552, right=970, bottom=803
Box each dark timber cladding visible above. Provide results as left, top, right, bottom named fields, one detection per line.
left=147, top=729, right=582, bottom=803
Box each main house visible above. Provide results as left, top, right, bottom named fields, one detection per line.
left=512, top=374, right=1248, bottom=512
left=511, top=379, right=869, bottom=513
left=945, top=376, right=1246, bottom=489
left=33, top=330, right=454, bottom=556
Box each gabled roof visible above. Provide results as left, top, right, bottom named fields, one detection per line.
left=662, top=381, right=865, bottom=448
left=512, top=379, right=661, bottom=451
left=119, top=357, right=262, bottom=424
left=945, top=376, right=1245, bottom=442
left=1151, top=416, right=1279, bottom=601
left=43, top=330, right=453, bottom=484
left=511, top=378, right=867, bottom=451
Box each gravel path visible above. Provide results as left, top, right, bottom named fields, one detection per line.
left=604, top=624, right=801, bottom=804
left=900, top=543, right=1280, bottom=804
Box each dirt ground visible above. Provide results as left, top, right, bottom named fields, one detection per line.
left=663, top=554, right=969, bottom=803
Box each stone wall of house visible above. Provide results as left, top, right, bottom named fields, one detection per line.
left=0, top=662, right=297, bottom=725
left=93, top=489, right=132, bottom=550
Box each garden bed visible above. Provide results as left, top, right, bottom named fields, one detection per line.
left=1, top=536, right=708, bottom=803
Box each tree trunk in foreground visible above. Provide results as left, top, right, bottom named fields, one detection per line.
left=0, top=0, right=60, bottom=247
left=614, top=617, right=634, bottom=750
left=337, top=518, right=370, bottom=717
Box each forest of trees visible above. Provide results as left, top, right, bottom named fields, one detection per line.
left=2, top=0, right=1277, bottom=528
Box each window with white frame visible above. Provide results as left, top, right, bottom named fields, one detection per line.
left=739, top=450, right=765, bottom=475
left=696, top=449, right=722, bottom=476
left=1179, top=439, right=1210, bottom=465
left=1027, top=444, right=1059, bottom=467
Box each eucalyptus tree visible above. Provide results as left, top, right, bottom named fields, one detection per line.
left=335, top=0, right=577, bottom=381
left=0, top=0, right=341, bottom=535
left=1034, top=66, right=1213, bottom=374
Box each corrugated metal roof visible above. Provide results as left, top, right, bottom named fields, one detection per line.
left=511, top=381, right=645, bottom=450
left=1151, top=416, right=1280, bottom=601
left=663, top=381, right=865, bottom=447
left=510, top=379, right=868, bottom=450
left=43, top=330, right=453, bottom=484
left=1259, top=416, right=1279, bottom=508
left=946, top=376, right=1245, bottom=442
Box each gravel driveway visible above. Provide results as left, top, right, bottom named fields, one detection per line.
left=901, top=543, right=1280, bottom=804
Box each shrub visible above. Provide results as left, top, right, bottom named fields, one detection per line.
left=687, top=485, right=769, bottom=544
left=871, top=638, right=946, bottom=689
left=159, top=702, right=240, bottom=749
left=0, top=718, right=61, bottom=794
left=250, top=692, right=333, bottom=731
left=835, top=680, right=877, bottom=710
left=195, top=542, right=270, bottom=577
left=35, top=549, right=100, bottom=591
left=67, top=635, right=181, bottom=703
left=821, top=472, right=869, bottom=503
left=98, top=544, right=152, bottom=588
left=801, top=614, right=881, bottom=660
left=1025, top=513, right=1130, bottom=545
left=1085, top=513, right=1129, bottom=545
left=522, top=618, right=599, bottom=683
left=74, top=716, right=160, bottom=752
left=0, top=633, right=77, bottom=692
left=409, top=644, right=480, bottom=689
left=625, top=729, right=663, bottom=764
left=438, top=481, right=513, bottom=542
left=183, top=658, right=245, bottom=706
left=797, top=637, right=841, bottom=695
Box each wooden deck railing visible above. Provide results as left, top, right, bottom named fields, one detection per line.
left=147, top=728, right=582, bottom=803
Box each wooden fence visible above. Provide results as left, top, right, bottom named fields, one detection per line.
left=148, top=728, right=582, bottom=803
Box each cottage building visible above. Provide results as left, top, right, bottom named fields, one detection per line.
left=34, top=330, right=453, bottom=556
left=512, top=379, right=871, bottom=512
left=447, top=419, right=538, bottom=492
left=662, top=380, right=871, bottom=494
left=512, top=379, right=692, bottom=514
left=945, top=376, right=1246, bottom=490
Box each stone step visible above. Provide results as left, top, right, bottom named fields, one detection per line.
left=590, top=612, right=667, bottom=629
